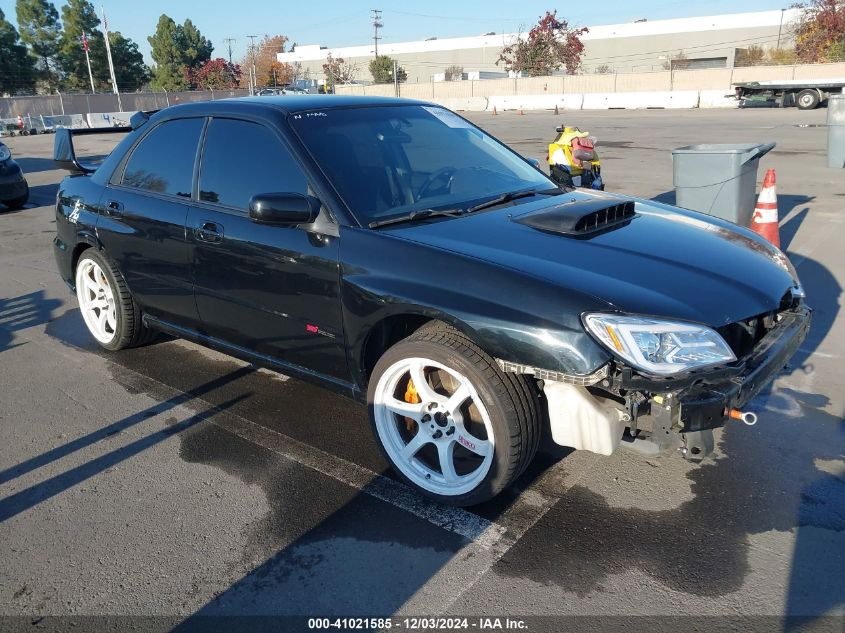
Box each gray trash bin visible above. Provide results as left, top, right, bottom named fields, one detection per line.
left=828, top=94, right=845, bottom=169
left=671, top=142, right=775, bottom=227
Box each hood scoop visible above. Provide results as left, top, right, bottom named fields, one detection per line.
left=512, top=197, right=637, bottom=237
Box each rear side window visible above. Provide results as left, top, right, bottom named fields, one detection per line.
left=122, top=118, right=203, bottom=198
left=198, top=118, right=307, bottom=210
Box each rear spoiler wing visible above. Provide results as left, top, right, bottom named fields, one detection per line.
left=53, top=109, right=159, bottom=174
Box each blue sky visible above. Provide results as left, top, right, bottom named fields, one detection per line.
left=10, top=0, right=790, bottom=64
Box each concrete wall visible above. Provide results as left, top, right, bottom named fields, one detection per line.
left=337, top=62, right=845, bottom=100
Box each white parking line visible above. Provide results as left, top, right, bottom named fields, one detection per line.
left=104, top=355, right=576, bottom=551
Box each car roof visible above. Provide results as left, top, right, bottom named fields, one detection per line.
left=156, top=95, right=431, bottom=118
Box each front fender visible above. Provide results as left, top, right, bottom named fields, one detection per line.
left=340, top=226, right=612, bottom=390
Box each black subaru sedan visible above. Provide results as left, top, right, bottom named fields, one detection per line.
left=53, top=96, right=810, bottom=505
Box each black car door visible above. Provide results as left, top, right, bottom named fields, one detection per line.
left=97, top=117, right=204, bottom=328
left=188, top=117, right=347, bottom=381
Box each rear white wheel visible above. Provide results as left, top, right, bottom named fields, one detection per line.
left=76, top=258, right=118, bottom=345
left=74, top=249, right=154, bottom=350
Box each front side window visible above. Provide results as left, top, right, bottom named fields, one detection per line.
left=290, top=105, right=553, bottom=226
left=122, top=118, right=203, bottom=198
left=198, top=118, right=308, bottom=210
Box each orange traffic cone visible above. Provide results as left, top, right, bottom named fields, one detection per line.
left=750, top=169, right=780, bottom=248
left=492, top=105, right=497, bottom=116
left=554, top=104, right=559, bottom=115
left=518, top=105, right=524, bottom=115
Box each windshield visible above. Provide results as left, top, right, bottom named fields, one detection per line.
left=289, top=104, right=553, bottom=226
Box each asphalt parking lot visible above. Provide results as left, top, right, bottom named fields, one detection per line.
left=0, top=107, right=843, bottom=632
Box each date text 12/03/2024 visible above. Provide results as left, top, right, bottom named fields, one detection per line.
left=307, top=617, right=528, bottom=630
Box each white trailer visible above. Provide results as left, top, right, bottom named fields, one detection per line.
left=733, top=78, right=845, bottom=110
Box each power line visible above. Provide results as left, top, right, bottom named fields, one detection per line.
left=371, top=9, right=383, bottom=56
left=223, top=37, right=237, bottom=64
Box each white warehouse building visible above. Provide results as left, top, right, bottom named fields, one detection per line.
left=278, top=9, right=801, bottom=86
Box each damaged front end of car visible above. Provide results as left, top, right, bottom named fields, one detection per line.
left=498, top=295, right=811, bottom=462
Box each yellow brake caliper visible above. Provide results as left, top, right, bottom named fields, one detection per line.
left=404, top=378, right=421, bottom=432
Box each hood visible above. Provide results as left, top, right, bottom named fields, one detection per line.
left=388, top=191, right=799, bottom=327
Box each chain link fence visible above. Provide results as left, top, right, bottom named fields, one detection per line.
left=0, top=89, right=251, bottom=120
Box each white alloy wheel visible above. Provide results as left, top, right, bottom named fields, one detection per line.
left=76, top=257, right=118, bottom=345
left=373, top=356, right=495, bottom=497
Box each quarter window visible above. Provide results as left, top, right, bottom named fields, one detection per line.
left=122, top=118, right=203, bottom=198
left=198, top=118, right=308, bottom=210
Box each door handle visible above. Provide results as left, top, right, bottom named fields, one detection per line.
left=196, top=221, right=223, bottom=243
left=105, top=200, right=123, bottom=217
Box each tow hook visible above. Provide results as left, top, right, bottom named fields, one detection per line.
left=728, top=408, right=758, bottom=426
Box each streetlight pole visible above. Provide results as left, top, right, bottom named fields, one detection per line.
left=776, top=8, right=786, bottom=50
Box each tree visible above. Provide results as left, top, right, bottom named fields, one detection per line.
left=177, top=18, right=212, bottom=70
left=243, top=34, right=291, bottom=87
left=444, top=64, right=464, bottom=80
left=0, top=8, right=37, bottom=94
left=323, top=52, right=358, bottom=90
left=57, top=0, right=109, bottom=91
left=148, top=14, right=188, bottom=91
left=108, top=31, right=149, bottom=91
left=735, top=44, right=766, bottom=67
left=661, top=50, right=689, bottom=71
left=497, top=10, right=587, bottom=76
left=188, top=57, right=241, bottom=89
left=594, top=64, right=614, bottom=74
left=795, top=0, right=845, bottom=62
left=15, top=0, right=61, bottom=91
left=766, top=48, right=799, bottom=65
left=369, top=55, right=406, bottom=84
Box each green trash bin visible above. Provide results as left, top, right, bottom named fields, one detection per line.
left=671, top=142, right=776, bottom=227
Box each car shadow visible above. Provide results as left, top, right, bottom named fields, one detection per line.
left=0, top=290, right=63, bottom=352
left=24, top=251, right=843, bottom=627
left=12, top=157, right=61, bottom=175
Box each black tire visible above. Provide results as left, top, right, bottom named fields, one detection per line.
left=2, top=182, right=28, bottom=210
left=75, top=248, right=156, bottom=351
left=368, top=323, right=541, bottom=506
left=796, top=89, right=820, bottom=110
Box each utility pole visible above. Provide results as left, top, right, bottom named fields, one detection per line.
left=223, top=37, right=236, bottom=64
left=247, top=34, right=258, bottom=95
left=371, top=9, right=382, bottom=57
left=776, top=8, right=786, bottom=50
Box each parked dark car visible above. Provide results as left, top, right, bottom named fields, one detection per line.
left=0, top=140, right=29, bottom=210
left=53, top=96, right=810, bottom=505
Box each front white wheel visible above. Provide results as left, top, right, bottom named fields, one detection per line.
left=373, top=357, right=495, bottom=497
left=368, top=324, right=541, bottom=506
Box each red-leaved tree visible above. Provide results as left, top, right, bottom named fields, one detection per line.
left=497, top=11, right=588, bottom=76
left=187, top=57, right=242, bottom=89
left=795, top=0, right=845, bottom=63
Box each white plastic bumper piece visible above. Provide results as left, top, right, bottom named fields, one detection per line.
left=543, top=381, right=625, bottom=456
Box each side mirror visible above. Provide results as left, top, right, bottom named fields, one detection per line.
left=527, top=157, right=541, bottom=170
left=249, top=193, right=320, bottom=225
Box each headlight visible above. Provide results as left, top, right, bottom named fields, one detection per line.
left=0, top=144, right=10, bottom=162
left=583, top=313, right=736, bottom=375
